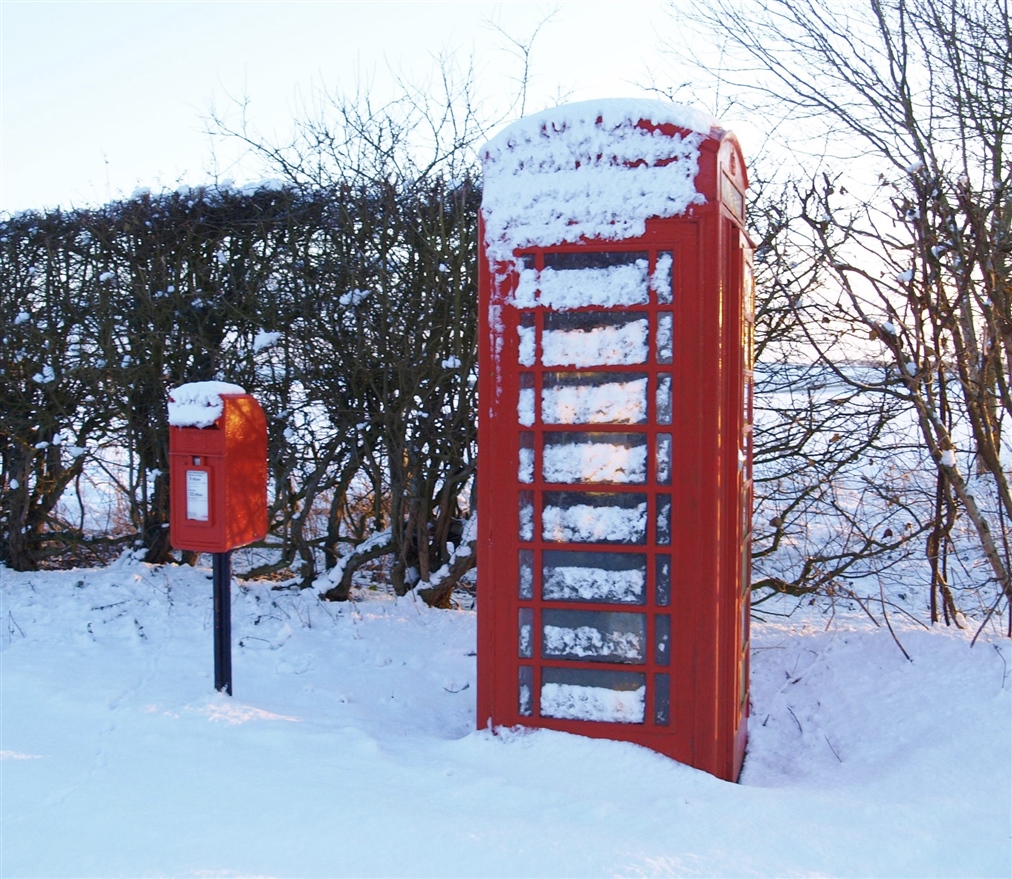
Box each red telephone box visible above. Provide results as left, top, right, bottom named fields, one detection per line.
left=168, top=383, right=268, bottom=553
left=477, top=99, right=754, bottom=782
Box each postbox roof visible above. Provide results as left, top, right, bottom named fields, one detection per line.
left=481, top=98, right=725, bottom=261
left=168, top=381, right=248, bottom=428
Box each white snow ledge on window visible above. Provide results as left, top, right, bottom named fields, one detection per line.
left=481, top=99, right=718, bottom=262
left=168, top=381, right=247, bottom=428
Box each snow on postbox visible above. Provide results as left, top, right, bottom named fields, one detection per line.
left=477, top=99, right=754, bottom=782
left=168, top=382, right=268, bottom=553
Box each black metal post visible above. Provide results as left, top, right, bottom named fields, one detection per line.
left=213, top=550, right=233, bottom=695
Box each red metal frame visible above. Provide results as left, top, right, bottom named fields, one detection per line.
left=478, top=114, right=753, bottom=782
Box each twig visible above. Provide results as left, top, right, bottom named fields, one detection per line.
left=970, top=590, right=1005, bottom=646
left=824, top=734, right=842, bottom=762
left=7, top=611, right=25, bottom=639
left=786, top=705, right=803, bottom=733
left=879, top=577, right=912, bottom=661
left=993, top=644, right=1008, bottom=690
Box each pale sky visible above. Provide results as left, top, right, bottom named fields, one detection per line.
left=0, top=1, right=743, bottom=213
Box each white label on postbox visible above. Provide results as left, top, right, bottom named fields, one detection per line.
left=186, top=470, right=209, bottom=522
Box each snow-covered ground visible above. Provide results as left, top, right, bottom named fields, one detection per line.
left=2, top=557, right=1009, bottom=878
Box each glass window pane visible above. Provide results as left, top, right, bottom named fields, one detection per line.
left=655, top=614, right=671, bottom=667
left=654, top=673, right=670, bottom=726
left=519, top=608, right=534, bottom=658
left=656, top=433, right=672, bottom=485
left=542, top=550, right=646, bottom=604
left=538, top=252, right=650, bottom=309
left=656, top=373, right=672, bottom=424
left=542, top=491, right=647, bottom=544
left=655, top=554, right=671, bottom=606
left=656, top=313, right=673, bottom=364
left=519, top=665, right=534, bottom=716
left=518, top=373, right=535, bottom=426
left=542, top=609, right=646, bottom=664
left=519, top=549, right=534, bottom=600
left=518, top=313, right=536, bottom=367
left=656, top=494, right=672, bottom=545
left=542, top=432, right=647, bottom=484
left=542, top=312, right=649, bottom=367
left=653, top=252, right=673, bottom=304
left=519, top=491, right=534, bottom=542
left=540, top=667, right=646, bottom=724
left=542, top=372, right=648, bottom=425
left=519, top=432, right=535, bottom=483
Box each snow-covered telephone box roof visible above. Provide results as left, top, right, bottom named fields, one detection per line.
left=481, top=98, right=726, bottom=261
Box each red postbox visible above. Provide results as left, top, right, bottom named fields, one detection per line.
left=168, top=382, right=268, bottom=553
left=477, top=99, right=754, bottom=781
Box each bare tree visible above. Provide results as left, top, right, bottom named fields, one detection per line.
left=678, top=0, right=1011, bottom=628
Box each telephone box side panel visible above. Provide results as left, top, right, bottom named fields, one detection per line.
left=716, top=135, right=753, bottom=782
